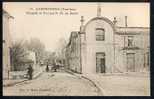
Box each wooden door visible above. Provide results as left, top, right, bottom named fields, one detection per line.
left=127, top=53, right=135, bottom=72
left=96, top=53, right=105, bottom=73
left=100, top=58, right=105, bottom=73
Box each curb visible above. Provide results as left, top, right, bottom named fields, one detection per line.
left=3, top=71, right=43, bottom=87
left=81, top=75, right=104, bottom=96
left=33, top=71, right=43, bottom=79
left=65, top=70, right=104, bottom=96
left=3, top=79, right=28, bottom=87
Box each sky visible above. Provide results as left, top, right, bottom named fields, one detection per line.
left=3, top=2, right=150, bottom=52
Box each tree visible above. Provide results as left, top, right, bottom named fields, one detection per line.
left=56, top=38, right=67, bottom=60
left=10, top=39, right=28, bottom=71
left=26, top=38, right=45, bottom=65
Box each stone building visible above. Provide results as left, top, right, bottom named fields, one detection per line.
left=65, top=5, right=150, bottom=74
left=65, top=31, right=81, bottom=73
left=3, top=10, right=14, bottom=79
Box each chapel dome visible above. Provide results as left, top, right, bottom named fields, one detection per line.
left=83, top=17, right=115, bottom=32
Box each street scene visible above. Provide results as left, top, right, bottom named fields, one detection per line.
left=3, top=2, right=150, bottom=96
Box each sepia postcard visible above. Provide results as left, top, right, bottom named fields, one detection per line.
left=2, top=2, right=150, bottom=96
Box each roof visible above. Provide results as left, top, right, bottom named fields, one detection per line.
left=115, top=27, right=150, bottom=35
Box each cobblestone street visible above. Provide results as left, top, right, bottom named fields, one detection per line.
left=3, top=72, right=100, bottom=96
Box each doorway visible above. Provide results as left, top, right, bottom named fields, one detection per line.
left=96, top=52, right=105, bottom=73
left=126, top=53, right=135, bottom=72
left=144, top=52, right=150, bottom=71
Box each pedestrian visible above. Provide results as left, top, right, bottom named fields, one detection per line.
left=46, top=63, right=49, bottom=72
left=27, top=64, right=33, bottom=80
left=54, top=63, right=57, bottom=72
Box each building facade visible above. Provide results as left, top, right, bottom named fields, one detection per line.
left=65, top=31, right=81, bottom=73
left=3, top=10, right=14, bottom=79
left=26, top=51, right=37, bottom=69
left=65, top=6, right=150, bottom=74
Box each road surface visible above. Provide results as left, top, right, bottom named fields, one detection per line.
left=3, top=72, right=100, bottom=96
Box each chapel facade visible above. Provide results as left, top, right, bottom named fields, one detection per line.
left=65, top=5, right=150, bottom=74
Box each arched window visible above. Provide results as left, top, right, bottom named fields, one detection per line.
left=96, top=28, right=105, bottom=41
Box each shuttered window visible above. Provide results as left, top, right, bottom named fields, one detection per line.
left=96, top=28, right=105, bottom=41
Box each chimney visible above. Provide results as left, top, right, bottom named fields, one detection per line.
left=97, top=3, right=101, bottom=17
left=80, top=16, right=84, bottom=26
left=125, top=16, right=128, bottom=27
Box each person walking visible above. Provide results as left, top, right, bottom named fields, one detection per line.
left=53, top=62, right=57, bottom=72
left=46, top=63, right=49, bottom=72
left=27, top=64, right=33, bottom=80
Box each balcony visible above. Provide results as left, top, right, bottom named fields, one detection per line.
left=122, top=46, right=140, bottom=50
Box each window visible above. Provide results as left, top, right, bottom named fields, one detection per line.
left=96, top=28, right=105, bottom=41
left=128, top=36, right=133, bottom=47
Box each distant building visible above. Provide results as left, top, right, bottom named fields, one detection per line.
left=3, top=10, right=14, bottom=79
left=26, top=51, right=36, bottom=68
left=26, top=51, right=36, bottom=64
left=65, top=5, right=150, bottom=74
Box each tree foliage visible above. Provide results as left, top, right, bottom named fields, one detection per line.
left=56, top=38, right=67, bottom=60
left=10, top=40, right=28, bottom=71
left=25, top=38, right=45, bottom=64
left=10, top=38, right=46, bottom=71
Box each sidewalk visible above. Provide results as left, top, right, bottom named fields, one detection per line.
left=65, top=70, right=104, bottom=96
left=83, top=72, right=150, bottom=96
left=67, top=70, right=150, bottom=96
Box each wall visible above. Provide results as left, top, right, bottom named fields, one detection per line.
left=114, top=29, right=150, bottom=72
left=3, top=11, right=12, bottom=79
